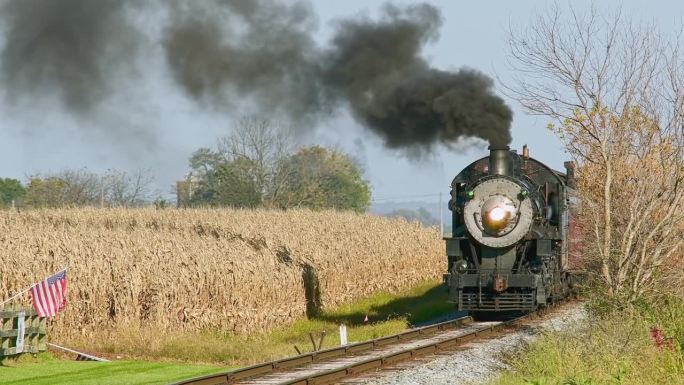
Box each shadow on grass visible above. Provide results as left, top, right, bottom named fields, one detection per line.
left=315, top=284, right=456, bottom=327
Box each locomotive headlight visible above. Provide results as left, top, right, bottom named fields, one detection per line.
left=480, top=197, right=516, bottom=234
left=483, top=206, right=510, bottom=232
left=488, top=206, right=507, bottom=222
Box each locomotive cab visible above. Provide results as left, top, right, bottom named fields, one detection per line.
left=444, top=146, right=575, bottom=312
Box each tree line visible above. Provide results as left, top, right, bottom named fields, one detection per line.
left=181, top=117, right=371, bottom=212
left=1, top=118, right=371, bottom=212
left=0, top=169, right=155, bottom=209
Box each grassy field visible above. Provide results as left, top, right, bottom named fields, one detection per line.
left=0, top=354, right=225, bottom=385
left=1, top=280, right=454, bottom=384
left=90, top=279, right=452, bottom=364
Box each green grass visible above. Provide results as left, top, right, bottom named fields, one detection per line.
left=2, top=279, right=453, bottom=385
left=88, top=279, right=452, bottom=365
left=492, top=299, right=684, bottom=385
left=0, top=353, right=225, bottom=385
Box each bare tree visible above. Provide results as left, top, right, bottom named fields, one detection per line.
left=506, top=5, right=684, bottom=301
left=59, top=169, right=101, bottom=205
left=24, top=169, right=101, bottom=207
left=103, top=169, right=155, bottom=207
left=23, top=168, right=155, bottom=208
left=216, top=116, right=294, bottom=205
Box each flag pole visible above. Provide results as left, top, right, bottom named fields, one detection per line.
left=0, top=285, right=33, bottom=307
left=48, top=343, right=109, bottom=362
left=0, top=266, right=70, bottom=307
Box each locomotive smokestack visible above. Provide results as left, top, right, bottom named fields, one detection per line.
left=489, top=145, right=512, bottom=177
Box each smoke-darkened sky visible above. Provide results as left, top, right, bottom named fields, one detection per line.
left=2, top=0, right=665, bottom=202
left=163, top=0, right=512, bottom=152
left=1, top=0, right=513, bottom=151
left=1, top=0, right=142, bottom=112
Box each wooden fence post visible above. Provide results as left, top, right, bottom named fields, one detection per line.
left=0, top=307, right=47, bottom=358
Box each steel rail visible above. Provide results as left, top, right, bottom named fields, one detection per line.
left=169, top=315, right=475, bottom=385
left=275, top=315, right=526, bottom=385
left=170, top=301, right=579, bottom=385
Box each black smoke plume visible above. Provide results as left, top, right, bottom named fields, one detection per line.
left=321, top=4, right=512, bottom=149
left=0, top=0, right=512, bottom=150
left=0, top=0, right=142, bottom=112
left=163, top=1, right=512, bottom=150
left=163, top=0, right=327, bottom=120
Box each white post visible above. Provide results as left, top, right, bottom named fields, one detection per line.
left=16, top=311, right=25, bottom=353
left=339, top=324, right=348, bottom=346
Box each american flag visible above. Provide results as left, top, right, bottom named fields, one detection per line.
left=30, top=269, right=68, bottom=317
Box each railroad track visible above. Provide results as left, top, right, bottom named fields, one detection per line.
left=169, top=305, right=566, bottom=385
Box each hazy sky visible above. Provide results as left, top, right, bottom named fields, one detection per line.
left=0, top=0, right=681, bottom=202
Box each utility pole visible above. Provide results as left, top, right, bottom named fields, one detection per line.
left=439, top=191, right=443, bottom=236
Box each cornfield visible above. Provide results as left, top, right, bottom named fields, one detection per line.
left=0, top=208, right=444, bottom=342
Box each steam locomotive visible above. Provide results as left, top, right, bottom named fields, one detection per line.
left=444, top=145, right=578, bottom=312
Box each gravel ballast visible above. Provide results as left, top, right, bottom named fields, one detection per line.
left=360, top=304, right=587, bottom=385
